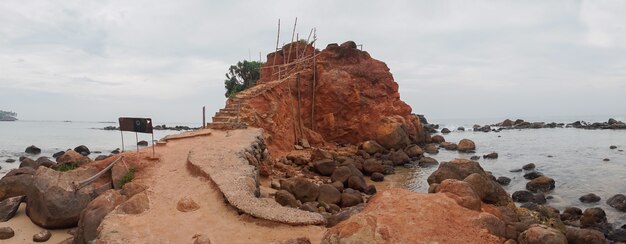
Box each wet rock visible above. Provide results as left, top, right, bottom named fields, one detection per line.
left=275, top=190, right=299, bottom=208
left=0, top=196, right=25, bottom=222
left=19, top=157, right=40, bottom=169
left=403, top=145, right=423, bottom=158
left=0, top=226, right=15, bottom=240
left=33, top=230, right=52, bottom=242
left=0, top=168, right=35, bottom=200
left=500, top=119, right=514, bottom=127
left=318, top=184, right=341, bottom=205
left=382, top=165, right=394, bottom=175
left=111, top=148, right=121, bottom=154
left=522, top=163, right=536, bottom=170
left=431, top=135, right=445, bottom=144
left=579, top=193, right=601, bottom=203
left=580, top=207, right=607, bottom=228
left=561, top=207, right=583, bottom=222
left=27, top=166, right=112, bottom=228
left=510, top=168, right=523, bottom=172
left=607, top=194, right=626, bottom=211
left=440, top=142, right=458, bottom=150
left=365, top=185, right=377, bottom=195
left=609, top=145, right=617, bottom=150
left=566, top=227, right=608, bottom=244
left=137, top=140, right=149, bottom=146
left=483, top=152, right=498, bottom=159
left=418, top=157, right=438, bottom=167
left=4, top=159, right=15, bottom=163
left=362, top=140, right=385, bottom=154
left=370, top=172, right=384, bottom=182
left=441, top=128, right=451, bottom=134
left=74, top=145, right=91, bottom=156
left=513, top=190, right=534, bottom=203
left=427, top=159, right=485, bottom=185
left=340, top=192, right=362, bottom=208
left=602, top=158, right=610, bottom=162
left=362, top=159, right=384, bottom=175
left=496, top=176, right=511, bottom=186
left=518, top=225, right=566, bottom=244
left=457, top=139, right=476, bottom=152
left=608, top=228, right=626, bottom=242
left=25, top=145, right=41, bottom=154
left=313, top=159, right=336, bottom=176
left=523, top=171, right=543, bottom=180
left=457, top=126, right=465, bottom=131
left=533, top=193, right=547, bottom=204
left=55, top=150, right=92, bottom=168
left=389, top=150, right=410, bottom=166
left=292, top=178, right=320, bottom=203
left=470, top=156, right=481, bottom=160
left=74, top=190, right=126, bottom=244
left=424, top=144, right=439, bottom=154
left=526, top=176, right=555, bottom=193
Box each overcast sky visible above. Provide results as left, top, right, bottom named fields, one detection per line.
left=1, top=1, right=625, bottom=124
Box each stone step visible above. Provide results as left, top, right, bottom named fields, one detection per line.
left=219, top=109, right=238, bottom=115
left=212, top=116, right=236, bottom=123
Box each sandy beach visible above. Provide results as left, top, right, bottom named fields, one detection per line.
left=1, top=204, right=71, bottom=243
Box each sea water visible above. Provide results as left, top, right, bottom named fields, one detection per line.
left=401, top=116, right=626, bottom=227
left=0, top=120, right=196, bottom=176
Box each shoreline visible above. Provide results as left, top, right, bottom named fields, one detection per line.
left=0, top=204, right=72, bottom=244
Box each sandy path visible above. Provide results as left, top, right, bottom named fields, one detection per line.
left=0, top=204, right=72, bottom=243
left=98, top=129, right=325, bottom=243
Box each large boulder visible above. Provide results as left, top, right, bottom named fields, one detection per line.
left=323, top=188, right=501, bottom=243
left=74, top=145, right=91, bottom=156
left=26, top=167, right=112, bottom=228
left=55, top=150, right=92, bottom=168
left=318, top=184, right=341, bottom=205
left=565, top=227, right=608, bottom=244
left=457, top=139, right=476, bottom=152
left=19, top=158, right=40, bottom=169
left=74, top=189, right=126, bottom=244
left=362, top=159, right=384, bottom=175
left=427, top=159, right=485, bottom=185
left=526, top=176, right=555, bottom=193
left=389, top=150, right=410, bottom=166
left=435, top=179, right=481, bottom=211
left=330, top=166, right=353, bottom=185
left=518, top=225, right=567, bottom=244
left=607, top=194, right=626, bottom=212
left=431, top=135, right=445, bottom=144
left=404, top=145, right=423, bottom=158
left=313, top=159, right=336, bottom=176
left=0, top=168, right=35, bottom=200
left=374, top=117, right=411, bottom=149
left=0, top=196, right=25, bottom=222
left=580, top=207, right=607, bottom=228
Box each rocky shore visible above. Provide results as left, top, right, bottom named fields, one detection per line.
left=426, top=118, right=626, bottom=134
left=102, top=124, right=199, bottom=131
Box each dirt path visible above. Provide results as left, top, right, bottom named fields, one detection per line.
left=97, top=129, right=325, bottom=243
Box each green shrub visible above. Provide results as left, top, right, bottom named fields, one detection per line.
left=55, top=162, right=79, bottom=172
left=118, top=168, right=135, bottom=187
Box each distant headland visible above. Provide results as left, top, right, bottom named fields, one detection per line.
left=0, top=110, right=17, bottom=121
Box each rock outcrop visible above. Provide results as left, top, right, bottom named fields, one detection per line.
left=231, top=41, right=429, bottom=154
left=322, top=188, right=502, bottom=243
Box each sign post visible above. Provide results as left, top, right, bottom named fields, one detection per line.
left=118, top=117, right=155, bottom=157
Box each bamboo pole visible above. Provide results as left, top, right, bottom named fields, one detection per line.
left=287, top=18, right=297, bottom=65
left=297, top=74, right=303, bottom=139
left=273, top=19, right=280, bottom=79
left=311, top=28, right=317, bottom=131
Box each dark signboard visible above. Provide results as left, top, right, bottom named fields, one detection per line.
left=119, top=117, right=153, bottom=133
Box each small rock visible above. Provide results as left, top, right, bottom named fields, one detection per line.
left=52, top=151, right=65, bottom=158
left=313, top=159, right=336, bottom=176
left=111, top=148, right=121, bottom=154
left=25, top=145, right=41, bottom=154
left=608, top=228, right=626, bottom=242
left=424, top=144, right=439, bottom=154
left=270, top=179, right=280, bottom=190
left=362, top=140, right=385, bottom=154
left=403, top=145, right=423, bottom=158
left=347, top=176, right=368, bottom=192
left=580, top=207, right=607, bottom=228
left=603, top=158, right=610, bottom=162
left=292, top=178, right=320, bottom=203
left=370, top=172, right=384, bottom=182
left=74, top=145, right=91, bottom=156
left=340, top=192, right=362, bottom=208
left=418, top=157, right=439, bottom=167
left=610, top=145, right=617, bottom=149
left=441, top=128, right=451, bottom=134
left=318, top=184, right=341, bottom=205
left=518, top=225, right=566, bottom=244
left=579, top=193, right=601, bottom=203
left=0, top=196, right=25, bottom=221
left=533, top=193, right=547, bottom=205
left=522, top=163, right=536, bottom=170
left=561, top=207, right=583, bottom=222
left=362, top=159, right=384, bottom=175
left=509, top=168, right=522, bottom=172
left=496, top=176, right=511, bottom=186
left=431, top=135, right=445, bottom=143
left=512, top=190, right=534, bottom=203
left=137, top=140, right=149, bottom=146
left=33, top=230, right=52, bottom=242
left=300, top=202, right=319, bottom=213
left=566, top=227, right=608, bottom=244
left=95, top=155, right=109, bottom=161
left=457, top=139, right=476, bottom=152
left=193, top=234, right=212, bottom=244
left=176, top=196, right=200, bottom=212
left=275, top=190, right=299, bottom=208
left=483, top=152, right=498, bottom=159
left=457, top=126, right=465, bottom=131
left=0, top=227, right=15, bottom=240
left=365, top=185, right=377, bottom=195
left=607, top=194, right=626, bottom=212
left=4, top=158, right=15, bottom=163
left=470, top=156, right=481, bottom=160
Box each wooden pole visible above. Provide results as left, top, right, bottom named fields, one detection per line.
left=287, top=17, right=297, bottom=65
left=273, top=19, right=280, bottom=79
left=311, top=28, right=317, bottom=131
left=297, top=74, right=303, bottom=139
left=202, top=106, right=206, bottom=128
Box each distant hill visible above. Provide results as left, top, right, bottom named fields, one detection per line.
left=0, top=110, right=17, bottom=121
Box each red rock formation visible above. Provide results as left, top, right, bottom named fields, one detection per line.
left=230, top=41, right=428, bottom=155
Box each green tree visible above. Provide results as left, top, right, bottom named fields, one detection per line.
left=224, top=60, right=262, bottom=97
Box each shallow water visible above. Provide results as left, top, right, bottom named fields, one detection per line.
left=400, top=127, right=626, bottom=227
left=0, top=120, right=195, bottom=176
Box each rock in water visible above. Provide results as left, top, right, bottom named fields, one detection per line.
left=25, top=145, right=41, bottom=154
left=55, top=150, right=92, bottom=168
left=74, top=145, right=91, bottom=156
left=33, top=230, right=52, bottom=242
left=483, top=152, right=498, bottom=159
left=26, top=167, right=112, bottom=228
left=431, top=135, right=445, bottom=143
left=607, top=194, right=626, bottom=212
left=0, top=226, right=15, bottom=240
left=518, top=225, right=567, bottom=244
left=457, top=139, right=476, bottom=152
left=522, top=163, right=536, bottom=170
left=579, top=193, right=601, bottom=203
left=0, top=196, right=25, bottom=222
left=526, top=176, right=555, bottom=193
left=137, top=140, right=149, bottom=146
left=580, top=207, right=607, bottom=228
left=441, top=128, right=451, bottom=133
left=565, top=227, right=608, bottom=244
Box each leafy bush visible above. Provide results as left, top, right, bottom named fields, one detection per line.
left=118, top=168, right=135, bottom=187
left=55, top=162, right=79, bottom=172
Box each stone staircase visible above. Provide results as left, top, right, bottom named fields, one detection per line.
left=207, top=99, right=248, bottom=130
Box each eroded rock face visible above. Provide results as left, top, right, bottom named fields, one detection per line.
left=0, top=196, right=25, bottom=222
left=322, top=188, right=501, bottom=243
left=55, top=150, right=92, bottom=169
left=26, top=167, right=112, bottom=228
left=237, top=41, right=429, bottom=154
left=0, top=168, right=34, bottom=200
